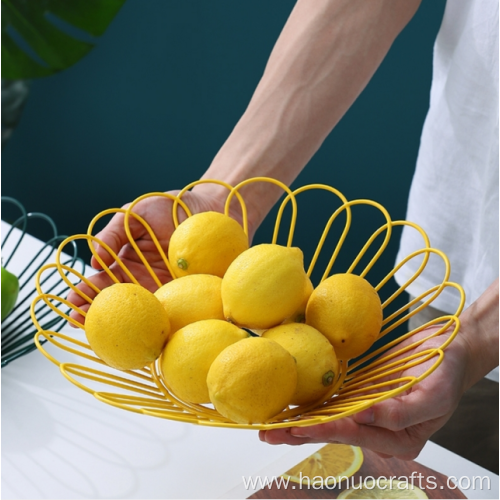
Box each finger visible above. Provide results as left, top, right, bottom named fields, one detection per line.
left=66, top=270, right=121, bottom=326
left=66, top=282, right=96, bottom=328
left=259, top=428, right=312, bottom=446
left=90, top=195, right=181, bottom=270
left=67, top=280, right=98, bottom=308
left=353, top=382, right=454, bottom=433
left=260, top=426, right=394, bottom=460
left=67, top=270, right=118, bottom=305
left=353, top=398, right=416, bottom=432
left=69, top=303, right=90, bottom=328
left=90, top=211, right=129, bottom=269
left=374, top=451, right=394, bottom=459
left=287, top=417, right=423, bottom=459
left=90, top=200, right=163, bottom=269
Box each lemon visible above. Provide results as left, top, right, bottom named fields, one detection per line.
left=85, top=283, right=170, bottom=371
left=154, top=274, right=224, bottom=334
left=221, top=244, right=308, bottom=329
left=337, top=479, right=428, bottom=499
left=283, top=276, right=314, bottom=324
left=207, top=337, right=297, bottom=424
left=263, top=323, right=339, bottom=405
left=168, top=211, right=248, bottom=278
left=2, top=266, right=19, bottom=321
left=160, top=319, right=248, bottom=404
left=282, top=444, right=363, bottom=486
left=306, top=273, right=382, bottom=360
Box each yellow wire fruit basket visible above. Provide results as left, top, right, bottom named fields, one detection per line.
left=31, top=178, right=465, bottom=430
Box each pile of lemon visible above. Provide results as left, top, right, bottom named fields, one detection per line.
left=84, top=212, right=383, bottom=424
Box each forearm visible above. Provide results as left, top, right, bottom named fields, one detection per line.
left=194, top=0, right=421, bottom=232
left=458, top=278, right=499, bottom=390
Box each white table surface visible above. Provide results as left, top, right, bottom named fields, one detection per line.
left=2, top=222, right=498, bottom=500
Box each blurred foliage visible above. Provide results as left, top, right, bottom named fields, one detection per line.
left=2, top=0, right=125, bottom=78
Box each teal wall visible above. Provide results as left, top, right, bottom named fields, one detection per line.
left=2, top=0, right=446, bottom=296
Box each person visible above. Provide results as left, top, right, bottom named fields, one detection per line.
left=68, top=0, right=498, bottom=462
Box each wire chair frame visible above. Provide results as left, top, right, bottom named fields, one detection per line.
left=1, top=196, right=84, bottom=367
left=31, top=179, right=465, bottom=429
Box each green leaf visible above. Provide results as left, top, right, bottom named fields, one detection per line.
left=47, top=0, right=126, bottom=37
left=1, top=0, right=126, bottom=79
left=1, top=27, right=53, bottom=78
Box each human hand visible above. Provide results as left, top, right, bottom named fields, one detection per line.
left=259, top=325, right=469, bottom=460
left=67, top=187, right=239, bottom=325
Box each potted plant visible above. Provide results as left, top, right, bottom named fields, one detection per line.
left=1, top=0, right=126, bottom=145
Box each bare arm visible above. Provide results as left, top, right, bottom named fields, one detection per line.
left=72, top=0, right=421, bottom=307
left=194, top=0, right=422, bottom=234
left=459, top=278, right=499, bottom=389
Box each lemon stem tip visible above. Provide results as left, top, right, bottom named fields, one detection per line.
left=322, top=370, right=335, bottom=386
left=177, top=258, right=188, bottom=270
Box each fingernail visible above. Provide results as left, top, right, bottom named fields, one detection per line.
left=354, top=408, right=374, bottom=424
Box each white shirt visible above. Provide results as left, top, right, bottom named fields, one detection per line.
left=395, top=0, right=499, bottom=313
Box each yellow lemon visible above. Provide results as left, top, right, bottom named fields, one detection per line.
left=168, top=211, right=248, bottom=278
left=221, top=244, right=308, bottom=329
left=306, top=273, right=382, bottom=360
left=283, top=276, right=314, bottom=324
left=85, top=283, right=170, bottom=371
left=160, top=319, right=248, bottom=404
left=337, top=479, right=428, bottom=499
left=263, top=323, right=339, bottom=405
left=282, top=444, right=363, bottom=486
left=207, top=337, right=297, bottom=424
left=154, top=274, right=224, bottom=334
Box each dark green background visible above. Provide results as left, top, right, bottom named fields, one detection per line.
left=2, top=0, right=446, bottom=299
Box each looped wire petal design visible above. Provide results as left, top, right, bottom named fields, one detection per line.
left=31, top=179, right=465, bottom=429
